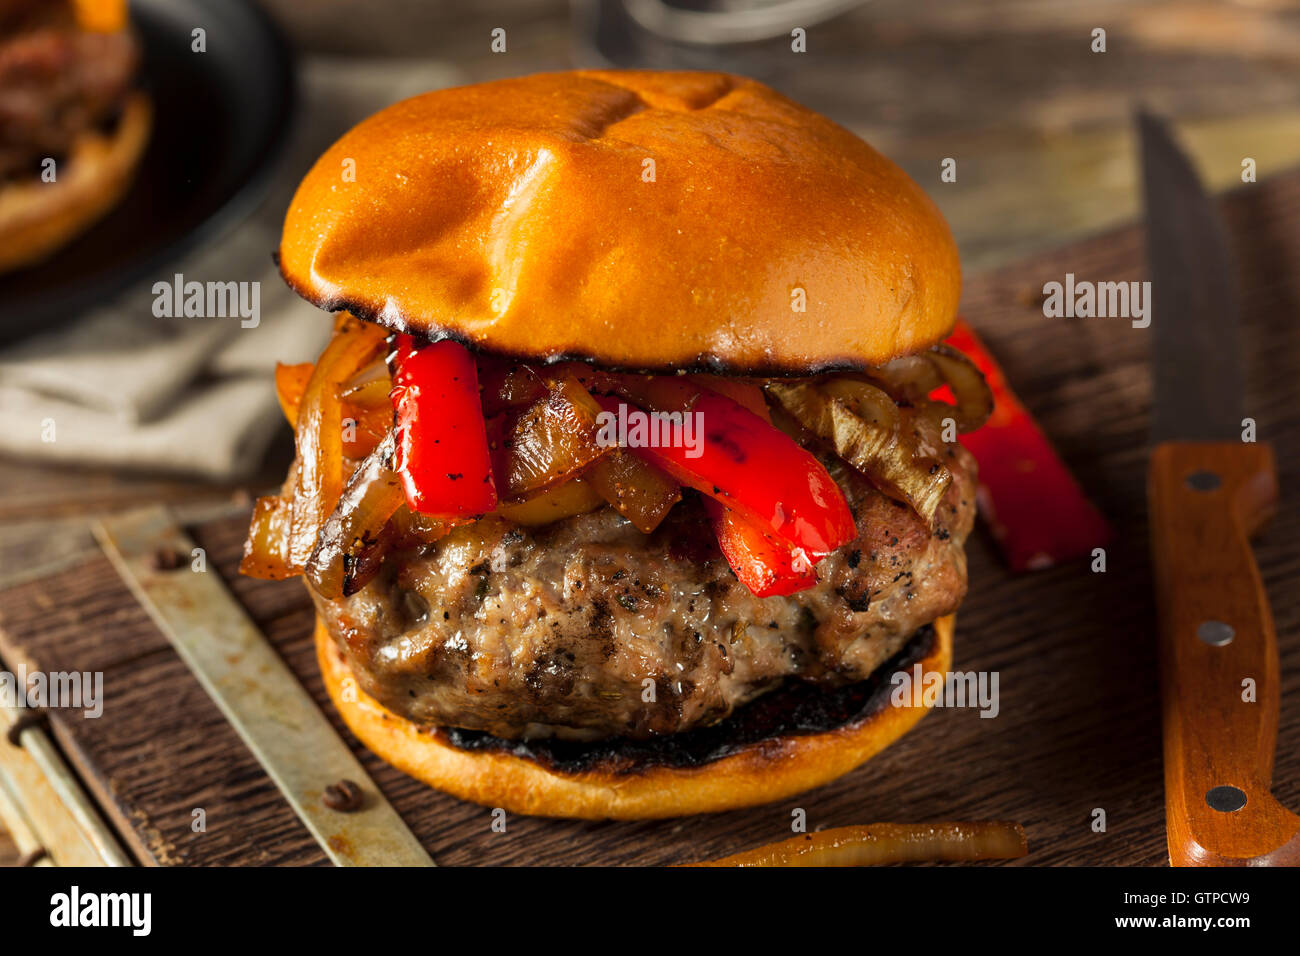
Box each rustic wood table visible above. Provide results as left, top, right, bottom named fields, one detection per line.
left=3, top=0, right=1300, bottom=865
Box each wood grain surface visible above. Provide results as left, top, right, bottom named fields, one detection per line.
left=1, top=169, right=1298, bottom=866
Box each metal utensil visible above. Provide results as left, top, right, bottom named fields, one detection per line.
left=94, top=507, right=434, bottom=867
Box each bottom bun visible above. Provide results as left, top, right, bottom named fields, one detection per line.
left=317, top=612, right=954, bottom=820
left=0, top=92, right=152, bottom=274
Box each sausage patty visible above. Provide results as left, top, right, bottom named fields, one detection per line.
left=315, top=433, right=977, bottom=742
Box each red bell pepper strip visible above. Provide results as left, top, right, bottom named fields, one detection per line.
left=945, top=319, right=1112, bottom=571
left=592, top=385, right=856, bottom=563
left=389, top=334, right=498, bottom=518
left=706, top=498, right=819, bottom=597
left=686, top=375, right=770, bottom=417
left=683, top=379, right=825, bottom=596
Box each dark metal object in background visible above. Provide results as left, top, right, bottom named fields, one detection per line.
left=1139, top=111, right=1244, bottom=444
left=619, top=0, right=866, bottom=45
left=573, top=0, right=867, bottom=73
left=0, top=0, right=295, bottom=344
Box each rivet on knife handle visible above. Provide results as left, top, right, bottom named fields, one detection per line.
left=1148, top=441, right=1300, bottom=865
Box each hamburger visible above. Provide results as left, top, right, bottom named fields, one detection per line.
left=243, top=70, right=991, bottom=819
left=0, top=0, right=150, bottom=273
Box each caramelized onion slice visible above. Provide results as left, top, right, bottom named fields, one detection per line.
left=306, top=430, right=404, bottom=599
left=586, top=450, right=682, bottom=534
left=478, top=360, right=548, bottom=417
left=496, top=477, right=605, bottom=526
left=288, top=317, right=388, bottom=569
left=240, top=494, right=297, bottom=580
left=767, top=381, right=951, bottom=527
left=274, top=362, right=314, bottom=427
left=340, top=360, right=392, bottom=406
left=342, top=401, right=391, bottom=461
left=819, top=378, right=900, bottom=430
left=863, top=353, right=944, bottom=403
left=924, top=343, right=994, bottom=432
left=863, top=345, right=993, bottom=434
left=684, top=821, right=1027, bottom=867
left=281, top=359, right=391, bottom=461
left=388, top=506, right=455, bottom=549
left=495, top=372, right=611, bottom=501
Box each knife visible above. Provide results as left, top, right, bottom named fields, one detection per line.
left=1140, top=111, right=1300, bottom=865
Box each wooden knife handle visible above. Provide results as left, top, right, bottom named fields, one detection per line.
left=1149, top=440, right=1300, bottom=865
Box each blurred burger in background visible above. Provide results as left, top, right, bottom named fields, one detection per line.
left=0, top=0, right=150, bottom=273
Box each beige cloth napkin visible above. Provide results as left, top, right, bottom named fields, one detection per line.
left=0, top=57, right=461, bottom=479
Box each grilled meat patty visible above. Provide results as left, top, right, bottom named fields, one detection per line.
left=315, top=433, right=977, bottom=742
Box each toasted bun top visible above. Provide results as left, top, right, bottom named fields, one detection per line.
left=279, top=70, right=960, bottom=373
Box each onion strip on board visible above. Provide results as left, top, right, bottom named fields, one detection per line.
left=683, top=821, right=1027, bottom=867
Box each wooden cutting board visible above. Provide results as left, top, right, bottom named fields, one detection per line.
left=2, top=170, right=1298, bottom=867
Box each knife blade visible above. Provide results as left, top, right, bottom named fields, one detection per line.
left=1140, top=111, right=1299, bottom=866
left=1140, top=110, right=1244, bottom=443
